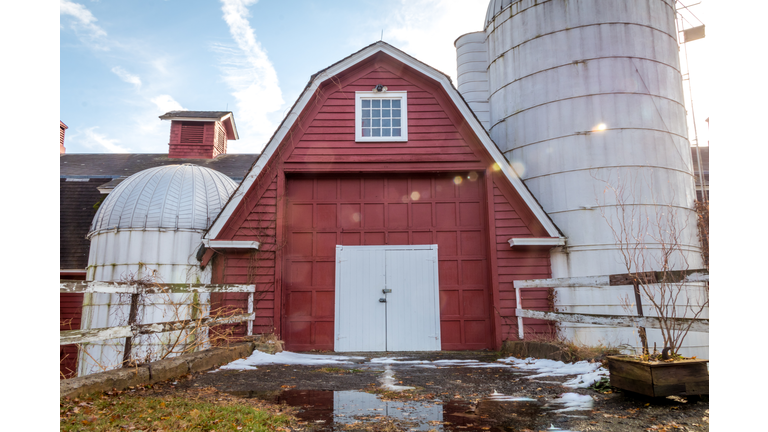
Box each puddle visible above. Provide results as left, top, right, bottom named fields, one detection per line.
left=228, top=389, right=578, bottom=431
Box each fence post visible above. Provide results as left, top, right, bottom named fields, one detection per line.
left=122, top=292, right=139, bottom=368
left=247, top=292, right=254, bottom=336
left=632, top=280, right=650, bottom=355
left=516, top=284, right=524, bottom=340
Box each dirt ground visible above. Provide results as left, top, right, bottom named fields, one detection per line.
left=144, top=351, right=709, bottom=431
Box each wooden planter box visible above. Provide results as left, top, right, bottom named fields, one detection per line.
left=606, top=355, right=709, bottom=397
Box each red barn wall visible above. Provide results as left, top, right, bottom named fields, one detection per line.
left=211, top=175, right=279, bottom=338
left=212, top=53, right=555, bottom=351
left=60, top=292, right=84, bottom=378
left=491, top=177, right=555, bottom=341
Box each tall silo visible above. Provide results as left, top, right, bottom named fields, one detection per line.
left=79, top=164, right=237, bottom=375
left=458, top=0, right=707, bottom=358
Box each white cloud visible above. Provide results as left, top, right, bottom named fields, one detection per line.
left=218, top=0, right=284, bottom=152
left=81, top=127, right=129, bottom=153
left=150, top=95, right=185, bottom=114
left=384, top=0, right=488, bottom=83
left=60, top=0, right=109, bottom=50
left=111, top=66, right=142, bottom=89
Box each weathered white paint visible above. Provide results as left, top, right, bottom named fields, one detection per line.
left=507, top=237, right=567, bottom=248
left=202, top=240, right=260, bottom=249
left=61, top=313, right=255, bottom=345
left=77, top=291, right=212, bottom=376
left=463, top=0, right=707, bottom=358
left=515, top=309, right=708, bottom=334
left=79, top=164, right=240, bottom=376
left=247, top=293, right=254, bottom=336
left=334, top=245, right=441, bottom=352
left=60, top=281, right=255, bottom=294
left=86, top=230, right=211, bottom=283
left=514, top=272, right=709, bottom=357
left=512, top=272, right=708, bottom=289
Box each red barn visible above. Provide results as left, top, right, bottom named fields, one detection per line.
left=200, top=42, right=564, bottom=352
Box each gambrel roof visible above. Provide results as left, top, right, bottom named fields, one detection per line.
left=204, top=41, right=562, bottom=240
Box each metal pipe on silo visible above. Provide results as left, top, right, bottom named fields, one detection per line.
left=482, top=0, right=707, bottom=358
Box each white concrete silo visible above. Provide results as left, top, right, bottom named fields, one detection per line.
left=458, top=0, right=708, bottom=358
left=79, top=164, right=237, bottom=375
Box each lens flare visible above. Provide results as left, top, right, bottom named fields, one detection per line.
left=410, top=191, right=420, bottom=201
left=511, top=161, right=525, bottom=177
left=468, top=171, right=479, bottom=181
left=453, top=176, right=463, bottom=185
left=592, top=123, right=607, bottom=132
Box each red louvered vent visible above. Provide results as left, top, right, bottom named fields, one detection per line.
left=180, top=122, right=205, bottom=143
left=60, top=121, right=68, bottom=154
left=215, top=123, right=227, bottom=155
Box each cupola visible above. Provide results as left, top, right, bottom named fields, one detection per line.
left=159, top=111, right=239, bottom=159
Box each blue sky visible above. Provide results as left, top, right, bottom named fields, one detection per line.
left=60, top=0, right=490, bottom=154
left=58, top=0, right=717, bottom=155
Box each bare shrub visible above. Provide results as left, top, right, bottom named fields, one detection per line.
left=594, top=170, right=709, bottom=357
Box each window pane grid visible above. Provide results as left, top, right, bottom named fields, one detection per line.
left=361, top=98, right=402, bottom=138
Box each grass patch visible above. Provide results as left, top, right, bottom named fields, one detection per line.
left=60, top=391, right=292, bottom=431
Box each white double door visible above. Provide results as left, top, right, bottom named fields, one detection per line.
left=334, top=245, right=441, bottom=352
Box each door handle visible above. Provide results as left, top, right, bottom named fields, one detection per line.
left=379, top=298, right=386, bottom=303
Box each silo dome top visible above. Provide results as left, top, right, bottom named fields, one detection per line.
left=485, top=0, right=514, bottom=28
left=89, top=164, right=237, bottom=235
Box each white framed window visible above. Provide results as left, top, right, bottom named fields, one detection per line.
left=355, top=91, right=408, bottom=142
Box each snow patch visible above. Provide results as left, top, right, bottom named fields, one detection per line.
left=379, top=366, right=415, bottom=391
left=217, top=350, right=365, bottom=370
left=547, top=392, right=594, bottom=413
left=498, top=356, right=607, bottom=387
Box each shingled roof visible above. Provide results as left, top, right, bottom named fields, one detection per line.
left=60, top=153, right=259, bottom=273
left=60, top=153, right=258, bottom=180
left=158, top=111, right=232, bottom=120
left=60, top=178, right=104, bottom=271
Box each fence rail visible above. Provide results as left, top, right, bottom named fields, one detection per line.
left=59, top=281, right=257, bottom=345
left=513, top=270, right=709, bottom=340
left=60, top=281, right=255, bottom=294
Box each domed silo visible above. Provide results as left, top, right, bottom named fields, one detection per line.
left=79, top=164, right=237, bottom=375
left=472, top=0, right=707, bottom=357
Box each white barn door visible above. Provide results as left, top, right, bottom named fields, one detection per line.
left=334, top=245, right=441, bottom=352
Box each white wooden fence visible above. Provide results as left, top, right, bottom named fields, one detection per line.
left=59, top=281, right=257, bottom=346
left=513, top=270, right=710, bottom=340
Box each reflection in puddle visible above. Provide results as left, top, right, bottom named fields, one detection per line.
left=228, top=389, right=578, bottom=431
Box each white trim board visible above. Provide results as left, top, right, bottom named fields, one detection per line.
left=508, top=238, right=567, bottom=248
left=203, top=240, right=260, bottom=249
left=204, top=41, right=561, bottom=241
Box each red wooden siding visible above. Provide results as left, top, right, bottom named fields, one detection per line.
left=492, top=177, right=554, bottom=340
left=168, top=121, right=226, bottom=159
left=60, top=293, right=84, bottom=378
left=282, top=174, right=492, bottom=351
left=211, top=52, right=555, bottom=351
left=286, top=67, right=481, bottom=165
left=211, top=175, right=279, bottom=338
